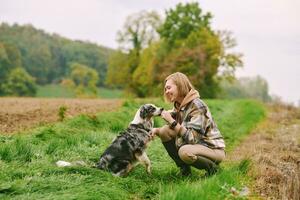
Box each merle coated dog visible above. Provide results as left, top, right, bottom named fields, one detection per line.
left=96, top=104, right=163, bottom=177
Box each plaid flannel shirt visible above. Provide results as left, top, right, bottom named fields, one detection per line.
left=174, top=98, right=225, bottom=149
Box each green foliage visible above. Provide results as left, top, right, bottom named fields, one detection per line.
left=217, top=31, right=243, bottom=79
left=209, top=99, right=266, bottom=151
left=0, top=42, right=23, bottom=95
left=218, top=76, right=272, bottom=102
left=0, top=23, right=113, bottom=86
left=61, top=41, right=110, bottom=86
left=0, top=99, right=265, bottom=199
left=1, top=42, right=22, bottom=68
left=107, top=2, right=243, bottom=98
left=152, top=2, right=243, bottom=98
left=117, top=10, right=162, bottom=53
left=107, top=11, right=162, bottom=93
left=1, top=67, right=37, bottom=96
left=154, top=28, right=223, bottom=97
left=65, top=63, right=99, bottom=97
left=106, top=50, right=131, bottom=88
left=58, top=106, right=67, bottom=122
left=0, top=43, right=11, bottom=93
left=158, top=2, right=212, bottom=49
left=131, top=43, right=159, bottom=97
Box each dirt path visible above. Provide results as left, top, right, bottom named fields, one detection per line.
left=227, top=104, right=300, bottom=199
left=0, top=98, right=123, bottom=134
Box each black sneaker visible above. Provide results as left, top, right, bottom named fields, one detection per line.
left=179, top=165, right=191, bottom=176
left=205, top=165, right=220, bottom=176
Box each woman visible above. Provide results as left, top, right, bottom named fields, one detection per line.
left=151, top=72, right=225, bottom=176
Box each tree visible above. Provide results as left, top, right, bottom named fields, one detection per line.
left=0, top=43, right=10, bottom=89
left=217, top=31, right=243, bottom=79
left=131, top=43, right=160, bottom=97
left=117, top=10, right=162, bottom=54
left=153, top=28, right=220, bottom=97
left=152, top=2, right=243, bottom=98
left=2, top=43, right=22, bottom=67
left=117, top=10, right=161, bottom=72
left=61, top=41, right=110, bottom=86
left=0, top=42, right=23, bottom=95
left=157, top=2, right=212, bottom=49
left=1, top=67, right=37, bottom=96
left=25, top=44, right=52, bottom=84
left=65, top=63, right=99, bottom=97
left=0, top=23, right=112, bottom=86
left=106, top=10, right=162, bottom=93
left=218, top=75, right=271, bottom=102
left=107, top=2, right=243, bottom=98
left=105, top=50, right=130, bottom=88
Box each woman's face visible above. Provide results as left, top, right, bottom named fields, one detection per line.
left=165, top=79, right=179, bottom=103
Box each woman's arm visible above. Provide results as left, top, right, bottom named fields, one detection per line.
left=160, top=110, right=187, bottom=136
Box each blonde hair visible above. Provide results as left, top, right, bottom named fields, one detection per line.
left=164, top=72, right=195, bottom=102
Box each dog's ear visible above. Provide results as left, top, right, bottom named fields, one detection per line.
left=140, top=105, right=147, bottom=119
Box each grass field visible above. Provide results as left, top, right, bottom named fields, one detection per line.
left=0, top=99, right=266, bottom=199
left=36, top=84, right=123, bottom=99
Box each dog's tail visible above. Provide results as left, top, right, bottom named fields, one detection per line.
left=56, top=160, right=87, bottom=167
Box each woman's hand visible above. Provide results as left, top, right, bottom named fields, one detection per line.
left=161, top=110, right=175, bottom=124
left=150, top=128, right=160, bottom=140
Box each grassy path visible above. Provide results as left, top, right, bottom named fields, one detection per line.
left=226, top=103, right=300, bottom=199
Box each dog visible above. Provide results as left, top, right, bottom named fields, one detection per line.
left=96, top=104, right=163, bottom=177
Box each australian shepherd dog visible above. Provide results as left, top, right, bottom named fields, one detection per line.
left=96, top=104, right=163, bottom=177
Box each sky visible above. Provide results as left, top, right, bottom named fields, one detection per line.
left=1, top=0, right=299, bottom=105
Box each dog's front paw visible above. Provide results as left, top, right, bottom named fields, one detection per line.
left=146, top=165, right=151, bottom=174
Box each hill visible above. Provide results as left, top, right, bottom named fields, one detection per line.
left=0, top=23, right=114, bottom=86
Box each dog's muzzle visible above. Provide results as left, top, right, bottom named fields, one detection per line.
left=159, top=108, right=164, bottom=116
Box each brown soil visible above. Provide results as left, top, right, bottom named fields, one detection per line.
left=227, top=103, right=300, bottom=199
left=0, top=97, right=123, bottom=134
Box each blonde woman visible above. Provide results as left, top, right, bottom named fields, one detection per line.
left=151, top=72, right=225, bottom=176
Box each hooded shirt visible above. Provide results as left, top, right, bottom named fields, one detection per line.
left=172, top=89, right=225, bottom=149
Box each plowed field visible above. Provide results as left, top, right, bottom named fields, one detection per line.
left=0, top=98, right=123, bottom=134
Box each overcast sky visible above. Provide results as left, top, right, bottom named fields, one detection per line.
left=1, top=0, right=299, bottom=104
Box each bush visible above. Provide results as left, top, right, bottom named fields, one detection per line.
left=1, top=67, right=37, bottom=96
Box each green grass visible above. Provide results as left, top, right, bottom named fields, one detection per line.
left=36, top=84, right=75, bottom=98
left=99, top=87, right=124, bottom=99
left=36, top=84, right=123, bottom=99
left=160, top=159, right=252, bottom=200
left=207, top=99, right=266, bottom=151
left=0, top=99, right=265, bottom=199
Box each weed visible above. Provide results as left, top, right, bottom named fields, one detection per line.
left=58, top=106, right=67, bottom=121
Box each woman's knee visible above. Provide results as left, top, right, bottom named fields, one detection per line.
left=178, top=145, right=197, bottom=164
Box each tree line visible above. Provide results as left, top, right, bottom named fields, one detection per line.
left=106, top=2, right=243, bottom=98
left=0, top=23, right=113, bottom=96
left=0, top=2, right=271, bottom=101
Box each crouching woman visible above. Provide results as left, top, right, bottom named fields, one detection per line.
left=151, top=72, right=225, bottom=176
